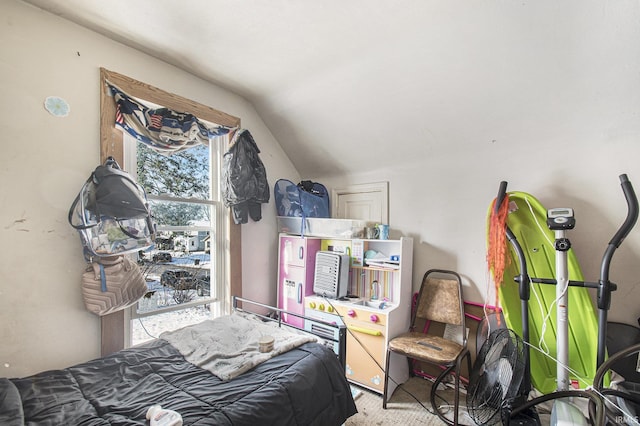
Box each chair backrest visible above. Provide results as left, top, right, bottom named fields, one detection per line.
left=413, top=269, right=466, bottom=344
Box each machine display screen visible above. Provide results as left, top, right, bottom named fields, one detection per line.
left=549, top=208, right=573, bottom=217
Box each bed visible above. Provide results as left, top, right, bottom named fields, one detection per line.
left=0, top=297, right=357, bottom=425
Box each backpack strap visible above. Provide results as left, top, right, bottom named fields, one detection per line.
left=99, top=263, right=107, bottom=292
left=67, top=176, right=94, bottom=230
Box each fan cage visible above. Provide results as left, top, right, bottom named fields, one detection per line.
left=467, top=328, right=526, bottom=426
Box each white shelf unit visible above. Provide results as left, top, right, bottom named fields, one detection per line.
left=296, top=236, right=413, bottom=397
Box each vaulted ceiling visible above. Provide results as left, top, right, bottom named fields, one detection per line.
left=21, top=0, right=635, bottom=177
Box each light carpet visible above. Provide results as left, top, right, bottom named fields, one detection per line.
left=344, top=377, right=470, bottom=426
left=345, top=377, right=553, bottom=425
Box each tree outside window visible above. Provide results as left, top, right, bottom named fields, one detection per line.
left=126, top=139, right=223, bottom=345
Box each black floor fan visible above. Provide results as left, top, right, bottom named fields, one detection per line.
left=466, top=328, right=527, bottom=425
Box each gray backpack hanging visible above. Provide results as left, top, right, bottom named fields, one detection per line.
left=68, top=157, right=155, bottom=259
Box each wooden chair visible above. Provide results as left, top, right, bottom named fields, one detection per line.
left=382, top=269, right=471, bottom=425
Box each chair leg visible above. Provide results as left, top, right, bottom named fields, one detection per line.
left=382, top=349, right=392, bottom=409
left=455, top=351, right=472, bottom=425
left=453, top=356, right=464, bottom=426
left=430, top=364, right=456, bottom=426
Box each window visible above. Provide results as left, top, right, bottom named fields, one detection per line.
left=124, top=137, right=225, bottom=345
left=99, top=68, right=242, bottom=355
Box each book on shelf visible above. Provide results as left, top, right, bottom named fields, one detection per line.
left=364, top=259, right=400, bottom=269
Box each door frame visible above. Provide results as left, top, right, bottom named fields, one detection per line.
left=331, top=182, right=389, bottom=223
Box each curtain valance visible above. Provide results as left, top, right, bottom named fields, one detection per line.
left=108, top=83, right=231, bottom=154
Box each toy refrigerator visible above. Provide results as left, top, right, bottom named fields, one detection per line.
left=277, top=235, right=320, bottom=328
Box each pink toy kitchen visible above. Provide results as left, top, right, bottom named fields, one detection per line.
left=276, top=218, right=413, bottom=400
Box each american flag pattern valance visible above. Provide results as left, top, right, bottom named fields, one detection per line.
left=108, top=83, right=231, bottom=154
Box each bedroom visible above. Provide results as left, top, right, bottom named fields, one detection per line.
left=1, top=0, right=640, bottom=423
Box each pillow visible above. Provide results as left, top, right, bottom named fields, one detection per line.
left=0, top=378, right=24, bottom=426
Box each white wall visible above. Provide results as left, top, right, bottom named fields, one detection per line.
left=0, top=0, right=297, bottom=377
left=310, top=2, right=640, bottom=330
left=316, top=104, right=640, bottom=329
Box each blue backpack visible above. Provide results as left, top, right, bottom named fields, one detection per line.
left=274, top=179, right=330, bottom=219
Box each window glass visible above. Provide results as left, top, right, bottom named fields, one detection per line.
left=137, top=142, right=210, bottom=199
left=148, top=200, right=212, bottom=228
left=133, top=306, right=212, bottom=345
left=125, top=136, right=224, bottom=346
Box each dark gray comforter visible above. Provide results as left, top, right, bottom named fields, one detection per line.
left=0, top=339, right=357, bottom=425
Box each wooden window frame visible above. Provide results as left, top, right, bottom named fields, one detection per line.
left=99, top=68, right=242, bottom=355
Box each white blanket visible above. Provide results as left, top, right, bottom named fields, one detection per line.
left=160, top=312, right=316, bottom=381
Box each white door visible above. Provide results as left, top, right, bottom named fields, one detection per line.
left=331, top=182, right=388, bottom=223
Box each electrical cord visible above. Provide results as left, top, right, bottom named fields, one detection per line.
left=138, top=317, right=158, bottom=339
left=522, top=340, right=640, bottom=425
left=320, top=294, right=387, bottom=371
left=523, top=194, right=568, bottom=355
left=319, top=293, right=441, bottom=417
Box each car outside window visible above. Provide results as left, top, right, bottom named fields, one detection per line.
left=124, top=137, right=226, bottom=345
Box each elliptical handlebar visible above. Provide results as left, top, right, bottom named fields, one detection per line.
left=608, top=174, right=638, bottom=249
left=492, top=181, right=531, bottom=294
left=600, top=174, right=638, bottom=285
left=597, top=173, right=638, bottom=367
left=495, top=181, right=508, bottom=214
left=493, top=180, right=535, bottom=395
